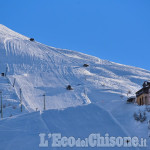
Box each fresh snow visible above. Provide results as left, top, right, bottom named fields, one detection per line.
left=0, top=24, right=150, bottom=149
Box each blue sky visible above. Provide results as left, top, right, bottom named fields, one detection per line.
left=0, top=0, right=150, bottom=70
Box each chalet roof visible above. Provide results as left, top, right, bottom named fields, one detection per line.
left=128, top=96, right=136, bottom=99
left=136, top=81, right=150, bottom=97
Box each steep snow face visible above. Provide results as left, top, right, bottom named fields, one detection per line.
left=1, top=25, right=150, bottom=149
left=0, top=25, right=150, bottom=112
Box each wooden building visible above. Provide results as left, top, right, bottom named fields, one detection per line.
left=127, top=96, right=136, bottom=103
left=136, top=81, right=150, bottom=105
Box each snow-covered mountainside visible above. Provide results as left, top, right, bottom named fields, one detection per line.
left=0, top=24, right=150, bottom=150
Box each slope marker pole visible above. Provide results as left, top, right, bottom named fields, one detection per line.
left=43, top=94, right=46, bottom=111
left=13, top=78, right=16, bottom=87
left=20, top=88, right=22, bottom=112
left=5, top=66, right=8, bottom=77
left=0, top=91, right=3, bottom=119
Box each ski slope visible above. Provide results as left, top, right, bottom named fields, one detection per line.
left=0, top=24, right=150, bottom=149
left=0, top=104, right=142, bottom=150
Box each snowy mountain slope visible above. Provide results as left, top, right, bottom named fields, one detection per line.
left=0, top=24, right=150, bottom=149
left=1, top=24, right=150, bottom=112
left=0, top=75, right=26, bottom=118
left=0, top=104, right=138, bottom=150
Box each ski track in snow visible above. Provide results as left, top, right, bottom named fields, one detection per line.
left=0, top=24, right=150, bottom=149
